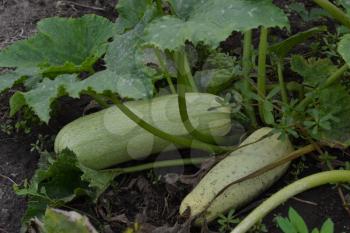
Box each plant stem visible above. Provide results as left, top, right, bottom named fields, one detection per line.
left=177, top=78, right=216, bottom=144
left=313, top=0, right=350, bottom=29
left=104, top=157, right=209, bottom=175
left=277, top=60, right=288, bottom=105
left=108, top=94, right=229, bottom=153
left=156, top=0, right=164, bottom=14
left=231, top=170, right=350, bottom=233
left=155, top=49, right=177, bottom=94
left=242, top=30, right=257, bottom=128
left=257, top=27, right=269, bottom=124
left=84, top=91, right=110, bottom=108
left=174, top=50, right=199, bottom=92
left=296, top=64, right=349, bottom=111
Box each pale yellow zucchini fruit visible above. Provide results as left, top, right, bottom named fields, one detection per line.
left=179, top=127, right=294, bottom=223
left=54, top=93, right=231, bottom=170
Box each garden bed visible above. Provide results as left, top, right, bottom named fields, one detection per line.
left=0, top=1, right=350, bottom=233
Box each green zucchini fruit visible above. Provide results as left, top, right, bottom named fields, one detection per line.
left=54, top=93, right=231, bottom=170
left=179, top=127, right=294, bottom=223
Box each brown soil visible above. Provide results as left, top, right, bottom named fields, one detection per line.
left=0, top=1, right=349, bottom=233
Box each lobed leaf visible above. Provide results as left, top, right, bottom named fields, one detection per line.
left=10, top=75, right=78, bottom=123
left=115, top=0, right=153, bottom=33
left=0, top=15, right=114, bottom=75
left=143, top=0, right=289, bottom=51
left=104, top=7, right=158, bottom=99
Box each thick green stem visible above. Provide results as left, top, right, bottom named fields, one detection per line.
left=296, top=64, right=349, bottom=112
left=277, top=60, right=288, bottom=105
left=174, top=50, right=198, bottom=92
left=314, top=0, right=350, bottom=29
left=155, top=49, right=177, bottom=94
left=231, top=170, right=350, bottom=233
left=257, top=27, right=269, bottom=124
left=104, top=157, right=209, bottom=175
left=108, top=94, right=229, bottom=153
left=242, top=31, right=257, bottom=128
left=84, top=91, right=110, bottom=109
left=177, top=74, right=220, bottom=145
left=155, top=0, right=164, bottom=14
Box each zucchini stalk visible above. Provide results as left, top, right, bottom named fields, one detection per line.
left=231, top=170, right=350, bottom=233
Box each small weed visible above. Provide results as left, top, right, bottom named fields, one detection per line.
left=217, top=209, right=240, bottom=233
left=275, top=207, right=334, bottom=233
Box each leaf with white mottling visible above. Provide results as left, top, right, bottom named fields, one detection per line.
left=143, top=0, right=289, bottom=50
left=10, top=75, right=78, bottom=123
left=104, top=8, right=158, bottom=99
left=167, top=0, right=209, bottom=19
left=115, top=0, right=154, bottom=33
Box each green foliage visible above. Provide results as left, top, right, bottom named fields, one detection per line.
left=34, top=208, right=98, bottom=233
left=276, top=208, right=334, bottom=233
left=217, top=209, right=240, bottom=233
left=338, top=34, right=350, bottom=66
left=143, top=0, right=288, bottom=51
left=194, top=52, right=241, bottom=94
left=290, top=56, right=337, bottom=87
left=115, top=0, right=153, bottom=33
left=15, top=151, right=92, bottom=223
left=0, top=15, right=114, bottom=74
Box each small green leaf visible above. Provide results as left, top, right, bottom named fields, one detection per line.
left=288, top=208, right=309, bottom=233
left=79, top=165, right=118, bottom=200
left=194, top=53, right=240, bottom=94
left=143, top=0, right=289, bottom=50
left=320, top=219, right=334, bottom=233
left=0, top=15, right=114, bottom=76
left=318, top=85, right=350, bottom=148
left=269, top=26, right=326, bottom=58
left=311, top=229, right=320, bottom=233
left=290, top=55, right=337, bottom=87
left=276, top=216, right=298, bottom=233
left=338, top=34, right=350, bottom=66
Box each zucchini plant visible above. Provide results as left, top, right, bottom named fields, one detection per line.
left=0, top=0, right=350, bottom=232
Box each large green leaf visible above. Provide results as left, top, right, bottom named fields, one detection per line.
left=10, top=75, right=78, bottom=123
left=0, top=72, right=24, bottom=93
left=143, top=0, right=289, bottom=50
left=167, top=0, right=208, bottom=19
left=0, top=15, right=114, bottom=75
left=104, top=8, right=158, bottom=99
left=115, top=0, right=153, bottom=33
